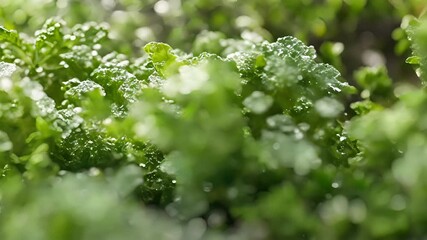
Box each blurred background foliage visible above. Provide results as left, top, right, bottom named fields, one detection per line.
left=1, top=0, right=426, bottom=80
left=2, top=1, right=427, bottom=240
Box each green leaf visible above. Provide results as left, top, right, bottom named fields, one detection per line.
left=90, top=67, right=143, bottom=105
left=0, top=26, right=20, bottom=45
left=143, top=42, right=182, bottom=77
left=406, top=56, right=420, bottom=64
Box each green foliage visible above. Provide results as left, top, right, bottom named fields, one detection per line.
left=1, top=3, right=427, bottom=240
left=405, top=15, right=427, bottom=83
left=0, top=167, right=188, bottom=240
left=353, top=66, right=395, bottom=104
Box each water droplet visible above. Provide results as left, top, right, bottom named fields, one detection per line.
left=34, top=97, right=56, bottom=116
left=293, top=96, right=313, bottom=113
left=328, top=83, right=342, bottom=93
left=59, top=61, right=69, bottom=68
left=331, top=182, right=340, bottom=188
